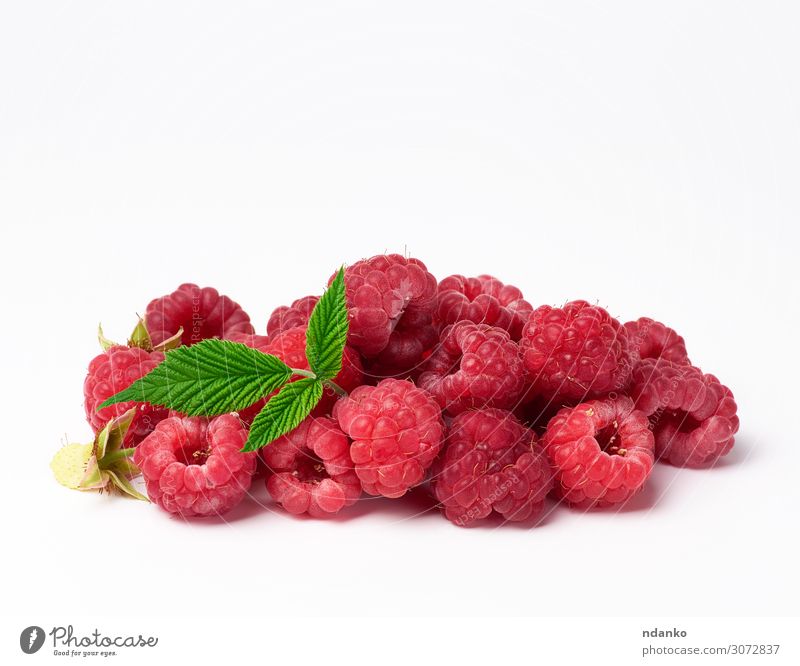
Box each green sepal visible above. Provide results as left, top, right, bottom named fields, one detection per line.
left=127, top=318, right=153, bottom=351
left=94, top=407, right=136, bottom=460
left=50, top=408, right=148, bottom=501
left=98, top=318, right=182, bottom=354
left=79, top=455, right=106, bottom=490
left=152, top=327, right=184, bottom=352
left=104, top=469, right=148, bottom=502
left=97, top=324, right=120, bottom=351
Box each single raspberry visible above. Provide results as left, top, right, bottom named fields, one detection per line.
left=624, top=317, right=690, bottom=365
left=520, top=300, right=631, bottom=402
left=266, top=326, right=365, bottom=415
left=435, top=274, right=533, bottom=340
left=266, top=295, right=319, bottom=337
left=418, top=322, right=526, bottom=415
left=333, top=378, right=444, bottom=498
left=367, top=306, right=439, bottom=379
left=133, top=414, right=257, bottom=517
left=145, top=283, right=254, bottom=347
left=264, top=417, right=361, bottom=517
left=542, top=396, right=654, bottom=508
left=336, top=254, right=437, bottom=359
left=84, top=345, right=167, bottom=444
left=630, top=358, right=738, bottom=467
left=432, top=409, right=553, bottom=526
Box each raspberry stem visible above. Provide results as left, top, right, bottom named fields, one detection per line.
left=100, top=447, right=136, bottom=465
left=323, top=379, right=347, bottom=397
left=290, top=368, right=348, bottom=397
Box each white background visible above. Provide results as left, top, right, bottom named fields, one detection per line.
left=1, top=1, right=798, bottom=663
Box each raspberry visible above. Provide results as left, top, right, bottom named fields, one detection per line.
left=84, top=345, right=167, bottom=444
left=435, top=274, right=533, bottom=340
left=336, top=254, right=437, bottom=359
left=145, top=283, right=254, bottom=347
left=333, top=378, right=445, bottom=498
left=630, top=358, right=738, bottom=467
left=624, top=317, right=690, bottom=365
left=418, top=322, right=526, bottom=415
left=520, top=300, right=631, bottom=402
left=432, top=409, right=553, bottom=526
left=542, top=396, right=654, bottom=508
left=367, top=306, right=439, bottom=379
left=267, top=295, right=319, bottom=337
left=133, top=414, right=257, bottom=517
left=264, top=416, right=361, bottom=517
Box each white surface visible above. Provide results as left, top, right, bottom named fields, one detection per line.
left=1, top=0, right=798, bottom=654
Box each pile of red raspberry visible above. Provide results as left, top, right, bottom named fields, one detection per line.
left=80, top=256, right=739, bottom=526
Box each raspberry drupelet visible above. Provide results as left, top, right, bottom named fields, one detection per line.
left=134, top=414, right=257, bottom=517
left=144, top=283, right=254, bottom=347
left=419, top=322, right=526, bottom=415
left=264, top=417, right=361, bottom=518
left=432, top=408, right=553, bottom=526
left=520, top=300, right=631, bottom=402
left=333, top=378, right=445, bottom=498
left=542, top=396, right=654, bottom=508
left=435, top=274, right=533, bottom=340
left=630, top=358, right=738, bottom=467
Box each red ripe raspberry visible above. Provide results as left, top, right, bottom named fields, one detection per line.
left=336, top=254, right=437, bottom=358
left=419, top=322, right=526, bottom=415
left=435, top=274, right=533, bottom=340
left=333, top=379, right=445, bottom=498
left=542, top=396, right=654, bottom=508
left=367, top=306, right=439, bottom=379
left=267, top=295, right=319, bottom=337
left=84, top=345, right=167, bottom=444
left=432, top=409, right=553, bottom=526
left=630, top=359, right=738, bottom=467
left=624, top=317, right=690, bottom=365
left=520, top=300, right=631, bottom=402
left=133, top=415, right=257, bottom=517
left=145, top=283, right=254, bottom=347
left=264, top=417, right=361, bottom=517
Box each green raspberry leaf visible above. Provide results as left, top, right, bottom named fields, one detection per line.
left=305, top=266, right=349, bottom=381
left=243, top=378, right=324, bottom=451
left=98, top=339, right=292, bottom=417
